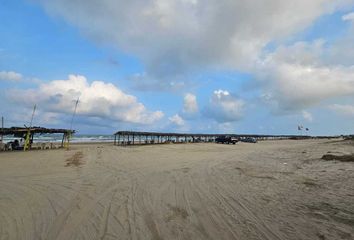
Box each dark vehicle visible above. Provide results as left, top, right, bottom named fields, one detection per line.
left=241, top=137, right=257, bottom=143
left=8, top=139, right=24, bottom=150
left=215, top=136, right=239, bottom=144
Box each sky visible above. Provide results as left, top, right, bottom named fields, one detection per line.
left=1, top=0, right=354, bottom=135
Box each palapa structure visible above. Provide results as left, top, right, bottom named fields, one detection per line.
left=0, top=126, right=75, bottom=149
left=113, top=131, right=310, bottom=146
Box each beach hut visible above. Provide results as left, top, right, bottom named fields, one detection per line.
left=0, top=126, right=75, bottom=151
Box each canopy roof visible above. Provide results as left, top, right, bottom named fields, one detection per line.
left=114, top=131, right=310, bottom=138
left=0, top=126, right=74, bottom=137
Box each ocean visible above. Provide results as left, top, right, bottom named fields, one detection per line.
left=1, top=134, right=115, bottom=143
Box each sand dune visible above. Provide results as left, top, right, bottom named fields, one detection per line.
left=0, top=140, right=353, bottom=240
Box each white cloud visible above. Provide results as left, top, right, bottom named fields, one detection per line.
left=204, top=89, right=245, bottom=123
left=35, top=0, right=353, bottom=85
left=302, top=111, right=313, bottom=122
left=342, top=11, right=354, bottom=21
left=169, top=114, right=185, bottom=126
left=183, top=93, right=198, bottom=114
left=257, top=41, right=354, bottom=111
left=8, top=75, right=164, bottom=124
left=22, top=0, right=354, bottom=129
left=329, top=104, right=354, bottom=116
left=0, top=71, right=22, bottom=82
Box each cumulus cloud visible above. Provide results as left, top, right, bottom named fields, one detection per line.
left=34, top=0, right=353, bottom=87
left=8, top=75, right=164, bottom=124
left=183, top=93, right=198, bottom=114
left=257, top=41, right=354, bottom=111
left=169, top=114, right=185, bottom=126
left=329, top=104, right=354, bottom=116
left=204, top=90, right=245, bottom=123
left=0, top=71, right=22, bottom=82
left=29, top=0, right=354, bottom=129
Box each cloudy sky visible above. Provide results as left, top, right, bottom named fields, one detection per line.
left=1, top=0, right=354, bottom=135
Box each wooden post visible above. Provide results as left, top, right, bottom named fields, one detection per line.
left=61, top=133, right=65, bottom=148
left=24, top=105, right=36, bottom=151
left=30, top=133, right=34, bottom=149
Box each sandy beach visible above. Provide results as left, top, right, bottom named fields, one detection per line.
left=0, top=139, right=353, bottom=240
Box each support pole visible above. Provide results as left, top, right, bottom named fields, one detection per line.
left=66, top=98, right=79, bottom=150
left=31, top=134, right=34, bottom=148
left=61, top=133, right=65, bottom=148
left=24, top=105, right=36, bottom=151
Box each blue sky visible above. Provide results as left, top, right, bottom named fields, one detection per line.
left=1, top=0, right=354, bottom=135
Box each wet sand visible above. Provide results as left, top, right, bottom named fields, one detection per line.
left=0, top=139, right=353, bottom=240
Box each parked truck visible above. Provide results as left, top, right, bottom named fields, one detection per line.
left=215, top=136, right=239, bottom=144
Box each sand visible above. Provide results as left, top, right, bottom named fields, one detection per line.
left=0, top=139, right=353, bottom=240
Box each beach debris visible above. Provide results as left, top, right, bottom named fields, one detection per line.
left=321, top=153, right=354, bottom=162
